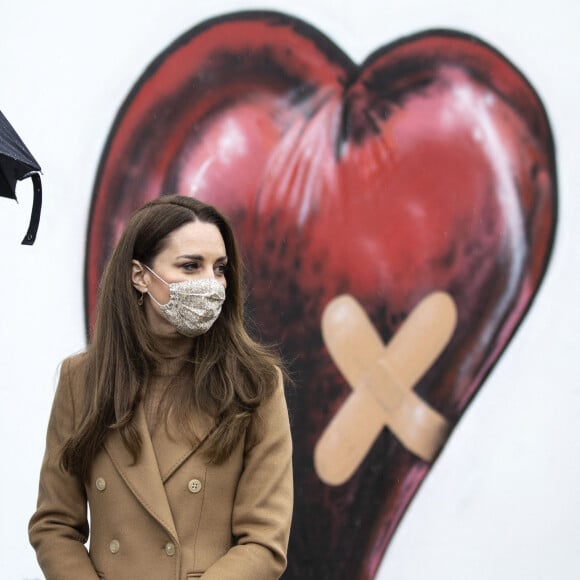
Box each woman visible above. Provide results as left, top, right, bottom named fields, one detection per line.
left=29, top=195, right=293, bottom=580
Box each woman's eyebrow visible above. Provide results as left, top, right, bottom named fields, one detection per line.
left=176, top=254, right=228, bottom=262
left=177, top=254, right=204, bottom=260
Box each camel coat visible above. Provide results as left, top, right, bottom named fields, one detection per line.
left=29, top=353, right=293, bottom=580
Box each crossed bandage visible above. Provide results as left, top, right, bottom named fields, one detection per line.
left=314, top=291, right=457, bottom=486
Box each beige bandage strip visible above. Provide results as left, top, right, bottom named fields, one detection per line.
left=314, top=291, right=457, bottom=486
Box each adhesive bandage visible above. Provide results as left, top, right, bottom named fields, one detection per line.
left=314, top=291, right=457, bottom=486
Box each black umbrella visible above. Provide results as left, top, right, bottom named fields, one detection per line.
left=0, top=109, right=42, bottom=245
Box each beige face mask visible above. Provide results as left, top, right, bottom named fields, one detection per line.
left=145, top=265, right=226, bottom=337
left=315, top=291, right=457, bottom=486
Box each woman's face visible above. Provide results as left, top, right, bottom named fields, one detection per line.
left=133, top=220, right=228, bottom=337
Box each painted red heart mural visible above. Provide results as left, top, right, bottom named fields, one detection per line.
left=85, top=11, right=556, bottom=579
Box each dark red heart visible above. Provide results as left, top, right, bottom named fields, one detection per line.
left=86, top=11, right=556, bottom=579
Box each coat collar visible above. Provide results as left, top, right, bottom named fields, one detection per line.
left=150, top=406, right=213, bottom=482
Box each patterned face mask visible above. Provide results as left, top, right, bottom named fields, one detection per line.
left=144, top=265, right=226, bottom=337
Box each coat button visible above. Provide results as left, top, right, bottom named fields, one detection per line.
left=164, top=541, right=176, bottom=556
left=188, top=478, right=202, bottom=494
left=95, top=477, right=107, bottom=491
left=109, top=539, right=120, bottom=554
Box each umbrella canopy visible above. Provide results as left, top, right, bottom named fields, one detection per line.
left=0, top=109, right=42, bottom=245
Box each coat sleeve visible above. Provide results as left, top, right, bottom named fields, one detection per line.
left=28, top=356, right=100, bottom=580
left=202, top=370, right=294, bottom=580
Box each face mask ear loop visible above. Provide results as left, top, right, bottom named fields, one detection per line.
left=142, top=263, right=168, bottom=306
left=143, top=264, right=169, bottom=286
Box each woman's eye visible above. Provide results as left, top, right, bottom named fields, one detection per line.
left=182, top=262, right=199, bottom=271
left=215, top=263, right=228, bottom=276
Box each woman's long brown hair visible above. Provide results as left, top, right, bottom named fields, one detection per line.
left=62, top=195, right=281, bottom=481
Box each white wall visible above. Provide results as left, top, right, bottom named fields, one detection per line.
left=1, top=1, right=578, bottom=578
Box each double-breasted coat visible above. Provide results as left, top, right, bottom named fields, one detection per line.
left=29, top=353, right=293, bottom=580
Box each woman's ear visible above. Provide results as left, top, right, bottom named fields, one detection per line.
left=132, top=260, right=148, bottom=293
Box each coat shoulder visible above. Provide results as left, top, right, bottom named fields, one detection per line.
left=62, top=350, right=89, bottom=374
left=58, top=350, right=89, bottom=400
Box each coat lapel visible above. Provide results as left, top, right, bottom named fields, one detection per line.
left=151, top=408, right=214, bottom=482
left=104, top=404, right=178, bottom=540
